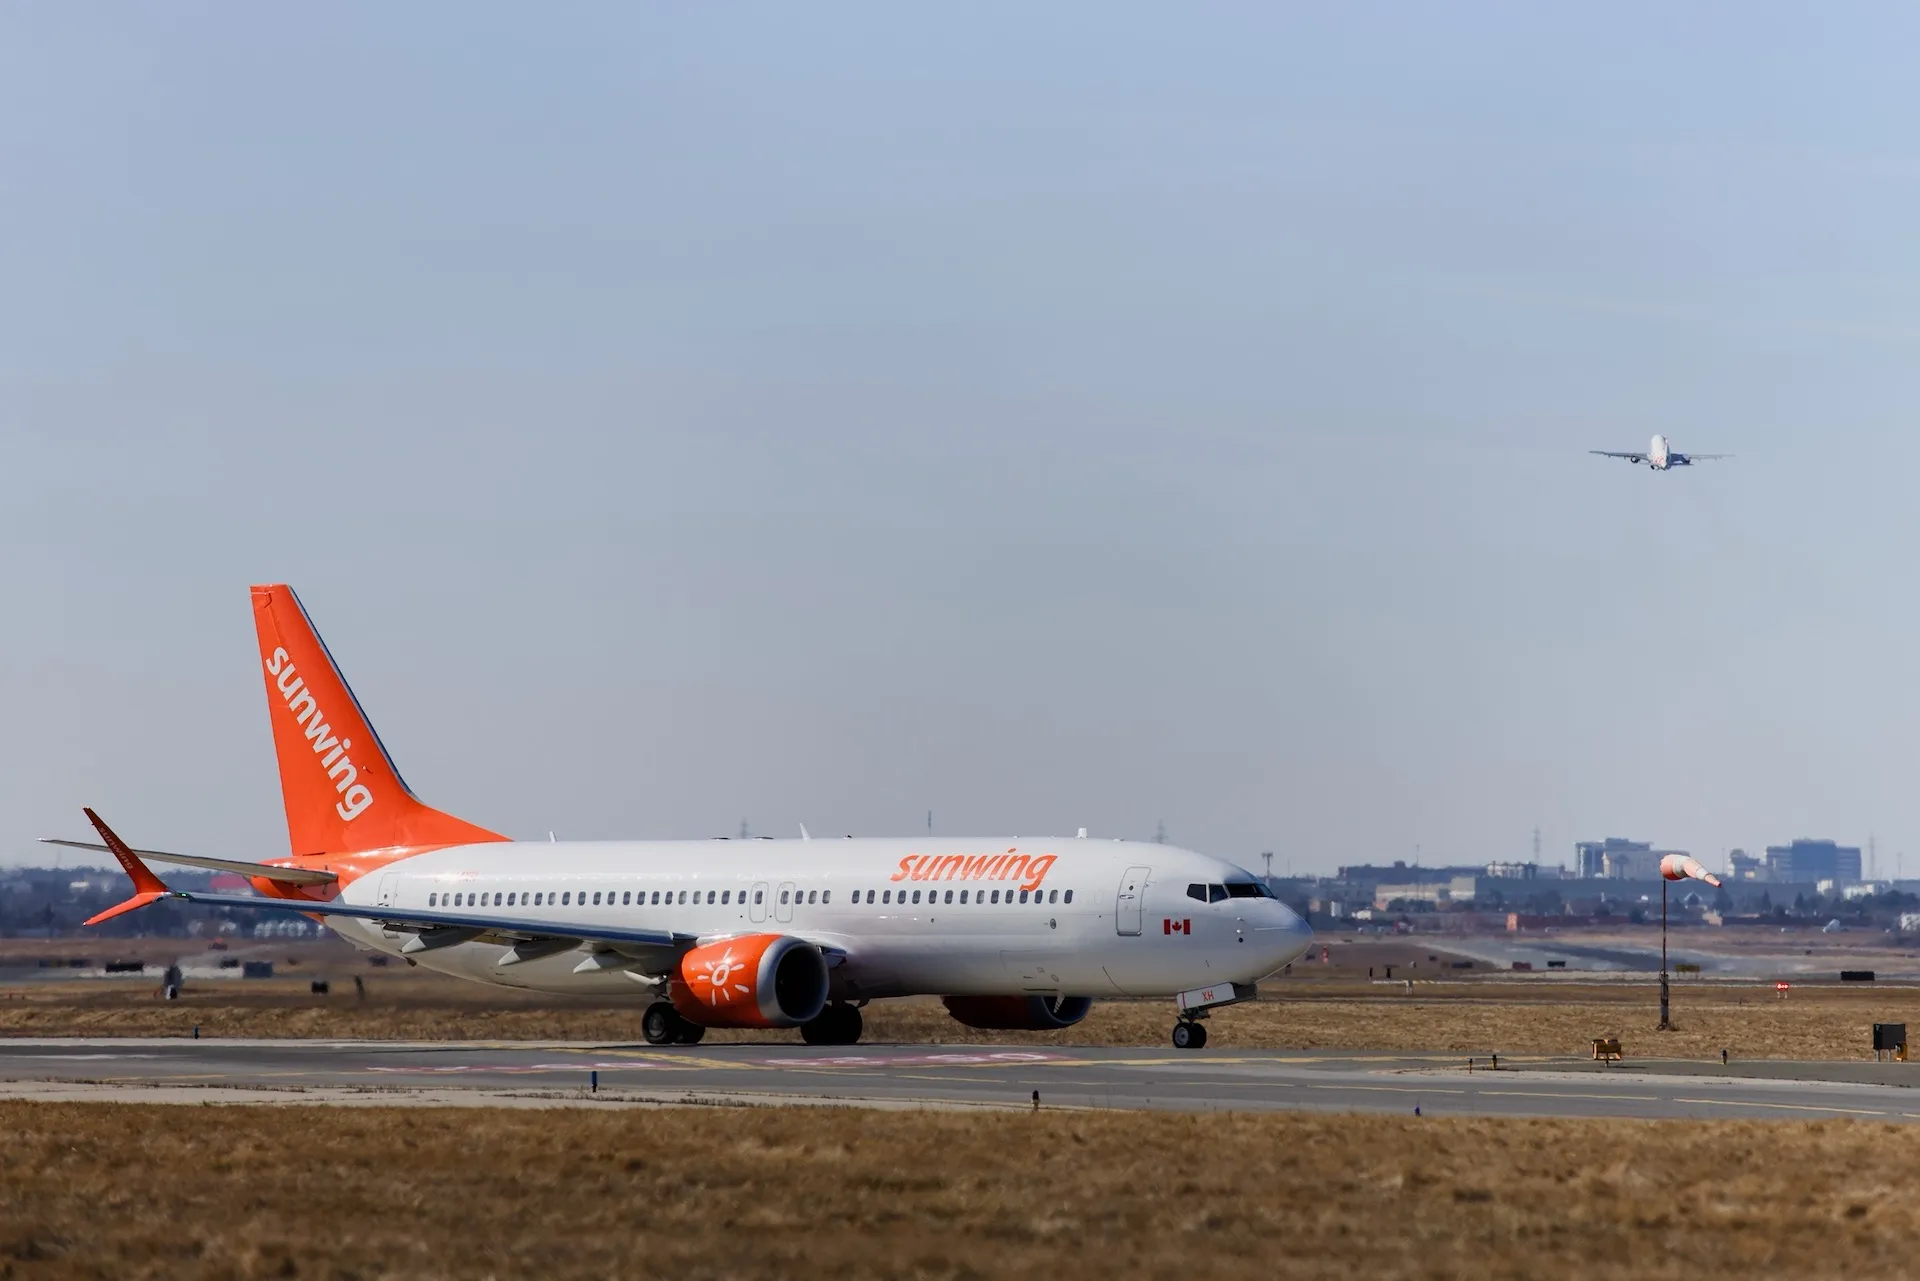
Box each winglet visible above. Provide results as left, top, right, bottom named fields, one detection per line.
left=81, top=808, right=173, bottom=926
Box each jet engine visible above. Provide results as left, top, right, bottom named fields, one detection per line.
left=942, top=995, right=1093, bottom=1030
left=669, top=933, right=829, bottom=1028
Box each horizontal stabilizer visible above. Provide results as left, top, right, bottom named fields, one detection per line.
left=41, top=838, right=337, bottom=886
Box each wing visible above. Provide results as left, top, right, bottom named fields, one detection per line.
left=1669, top=452, right=1731, bottom=464
left=40, top=838, right=338, bottom=887
left=1589, top=451, right=1646, bottom=463
left=75, top=809, right=695, bottom=976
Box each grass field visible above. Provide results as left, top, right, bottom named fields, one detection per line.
left=3, top=970, right=1917, bottom=1061
left=2, top=1101, right=1917, bottom=1279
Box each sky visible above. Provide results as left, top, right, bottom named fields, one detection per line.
left=5, top=5, right=1920, bottom=877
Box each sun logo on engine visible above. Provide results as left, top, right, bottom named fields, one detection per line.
left=691, top=948, right=752, bottom=1006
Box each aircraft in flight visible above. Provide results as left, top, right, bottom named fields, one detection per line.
left=53, top=585, right=1312, bottom=1050
left=1590, top=434, right=1730, bottom=470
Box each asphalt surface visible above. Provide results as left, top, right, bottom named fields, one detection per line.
left=5, top=1038, right=1920, bottom=1118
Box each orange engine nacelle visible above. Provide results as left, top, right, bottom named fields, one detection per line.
left=942, top=995, right=1093, bottom=1030
left=669, top=933, right=830, bottom=1029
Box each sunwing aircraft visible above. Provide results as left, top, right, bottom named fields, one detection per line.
left=54, top=585, right=1312, bottom=1050
left=1590, top=434, right=1730, bottom=470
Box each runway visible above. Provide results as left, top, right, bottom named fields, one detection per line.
left=4, top=1038, right=1920, bottom=1118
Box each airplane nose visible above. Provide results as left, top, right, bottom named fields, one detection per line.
left=1248, top=902, right=1314, bottom=975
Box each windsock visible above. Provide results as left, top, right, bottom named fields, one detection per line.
left=1660, top=853, right=1722, bottom=888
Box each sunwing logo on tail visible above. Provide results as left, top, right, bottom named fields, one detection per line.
left=265, top=646, right=373, bottom=821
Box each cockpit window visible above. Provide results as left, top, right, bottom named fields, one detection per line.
left=1207, top=884, right=1228, bottom=903
left=1225, top=881, right=1274, bottom=899
left=1187, top=883, right=1208, bottom=902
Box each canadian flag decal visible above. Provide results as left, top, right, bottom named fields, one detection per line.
left=1163, top=918, right=1191, bottom=935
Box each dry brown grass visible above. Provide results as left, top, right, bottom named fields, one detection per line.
left=2, top=1102, right=1918, bottom=1279
left=3, top=972, right=1916, bottom=1061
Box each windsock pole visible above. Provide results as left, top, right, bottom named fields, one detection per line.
left=1659, top=877, right=1672, bottom=1030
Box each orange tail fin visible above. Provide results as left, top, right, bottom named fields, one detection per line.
left=251, top=584, right=506, bottom=856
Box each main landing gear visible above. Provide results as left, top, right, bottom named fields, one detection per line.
left=642, top=1002, right=706, bottom=1046
left=1171, top=1017, right=1208, bottom=1050
left=800, top=1003, right=864, bottom=1046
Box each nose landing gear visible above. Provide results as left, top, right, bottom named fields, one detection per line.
left=1170, top=980, right=1256, bottom=1050
left=642, top=1002, right=706, bottom=1046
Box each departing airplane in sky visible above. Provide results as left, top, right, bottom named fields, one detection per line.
left=53, top=585, right=1312, bottom=1050
left=1590, top=434, right=1730, bottom=470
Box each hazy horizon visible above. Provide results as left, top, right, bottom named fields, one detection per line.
left=8, top=6, right=1920, bottom=875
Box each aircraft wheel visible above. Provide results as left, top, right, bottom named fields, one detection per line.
left=642, top=1003, right=678, bottom=1046
left=801, top=1004, right=864, bottom=1046
left=674, top=1021, right=706, bottom=1046
left=1172, top=1020, right=1208, bottom=1050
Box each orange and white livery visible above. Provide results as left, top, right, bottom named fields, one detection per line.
left=58, top=585, right=1313, bottom=1050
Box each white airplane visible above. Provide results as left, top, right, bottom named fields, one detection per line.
left=54, top=584, right=1312, bottom=1050
left=1590, top=434, right=1729, bottom=470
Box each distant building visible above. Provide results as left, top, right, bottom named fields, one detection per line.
left=1728, top=849, right=1763, bottom=881
left=1483, top=862, right=1538, bottom=879
left=1764, top=839, right=1862, bottom=885
left=1574, top=838, right=1650, bottom=879
left=1336, top=861, right=1484, bottom=884
left=1572, top=841, right=1687, bottom=880
left=1606, top=847, right=1691, bottom=880
left=1374, top=876, right=1478, bottom=908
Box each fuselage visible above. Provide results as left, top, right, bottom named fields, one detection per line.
left=1649, top=433, right=1671, bottom=469
left=326, top=836, right=1313, bottom=1000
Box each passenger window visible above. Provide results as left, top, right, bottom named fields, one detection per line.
left=943, top=890, right=952, bottom=904
left=780, top=890, right=790, bottom=905
left=990, top=890, right=1000, bottom=904
left=821, top=891, right=830, bottom=904
left=1019, top=890, right=1029, bottom=904
left=807, top=890, right=817, bottom=905
left=707, top=890, right=716, bottom=905
left=1209, top=884, right=1228, bottom=903
left=557, top=892, right=566, bottom=905
left=911, top=890, right=921, bottom=904
left=882, top=890, right=891, bottom=904
left=678, top=890, right=688, bottom=905
left=866, top=890, right=875, bottom=904
left=722, top=890, right=731, bottom=905
left=754, top=890, right=763, bottom=905
left=1048, top=890, right=1058, bottom=904
left=533, top=892, right=542, bottom=906
left=428, top=893, right=437, bottom=907
left=959, top=890, right=968, bottom=904
left=507, top=893, right=516, bottom=906
left=1064, top=890, right=1073, bottom=904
